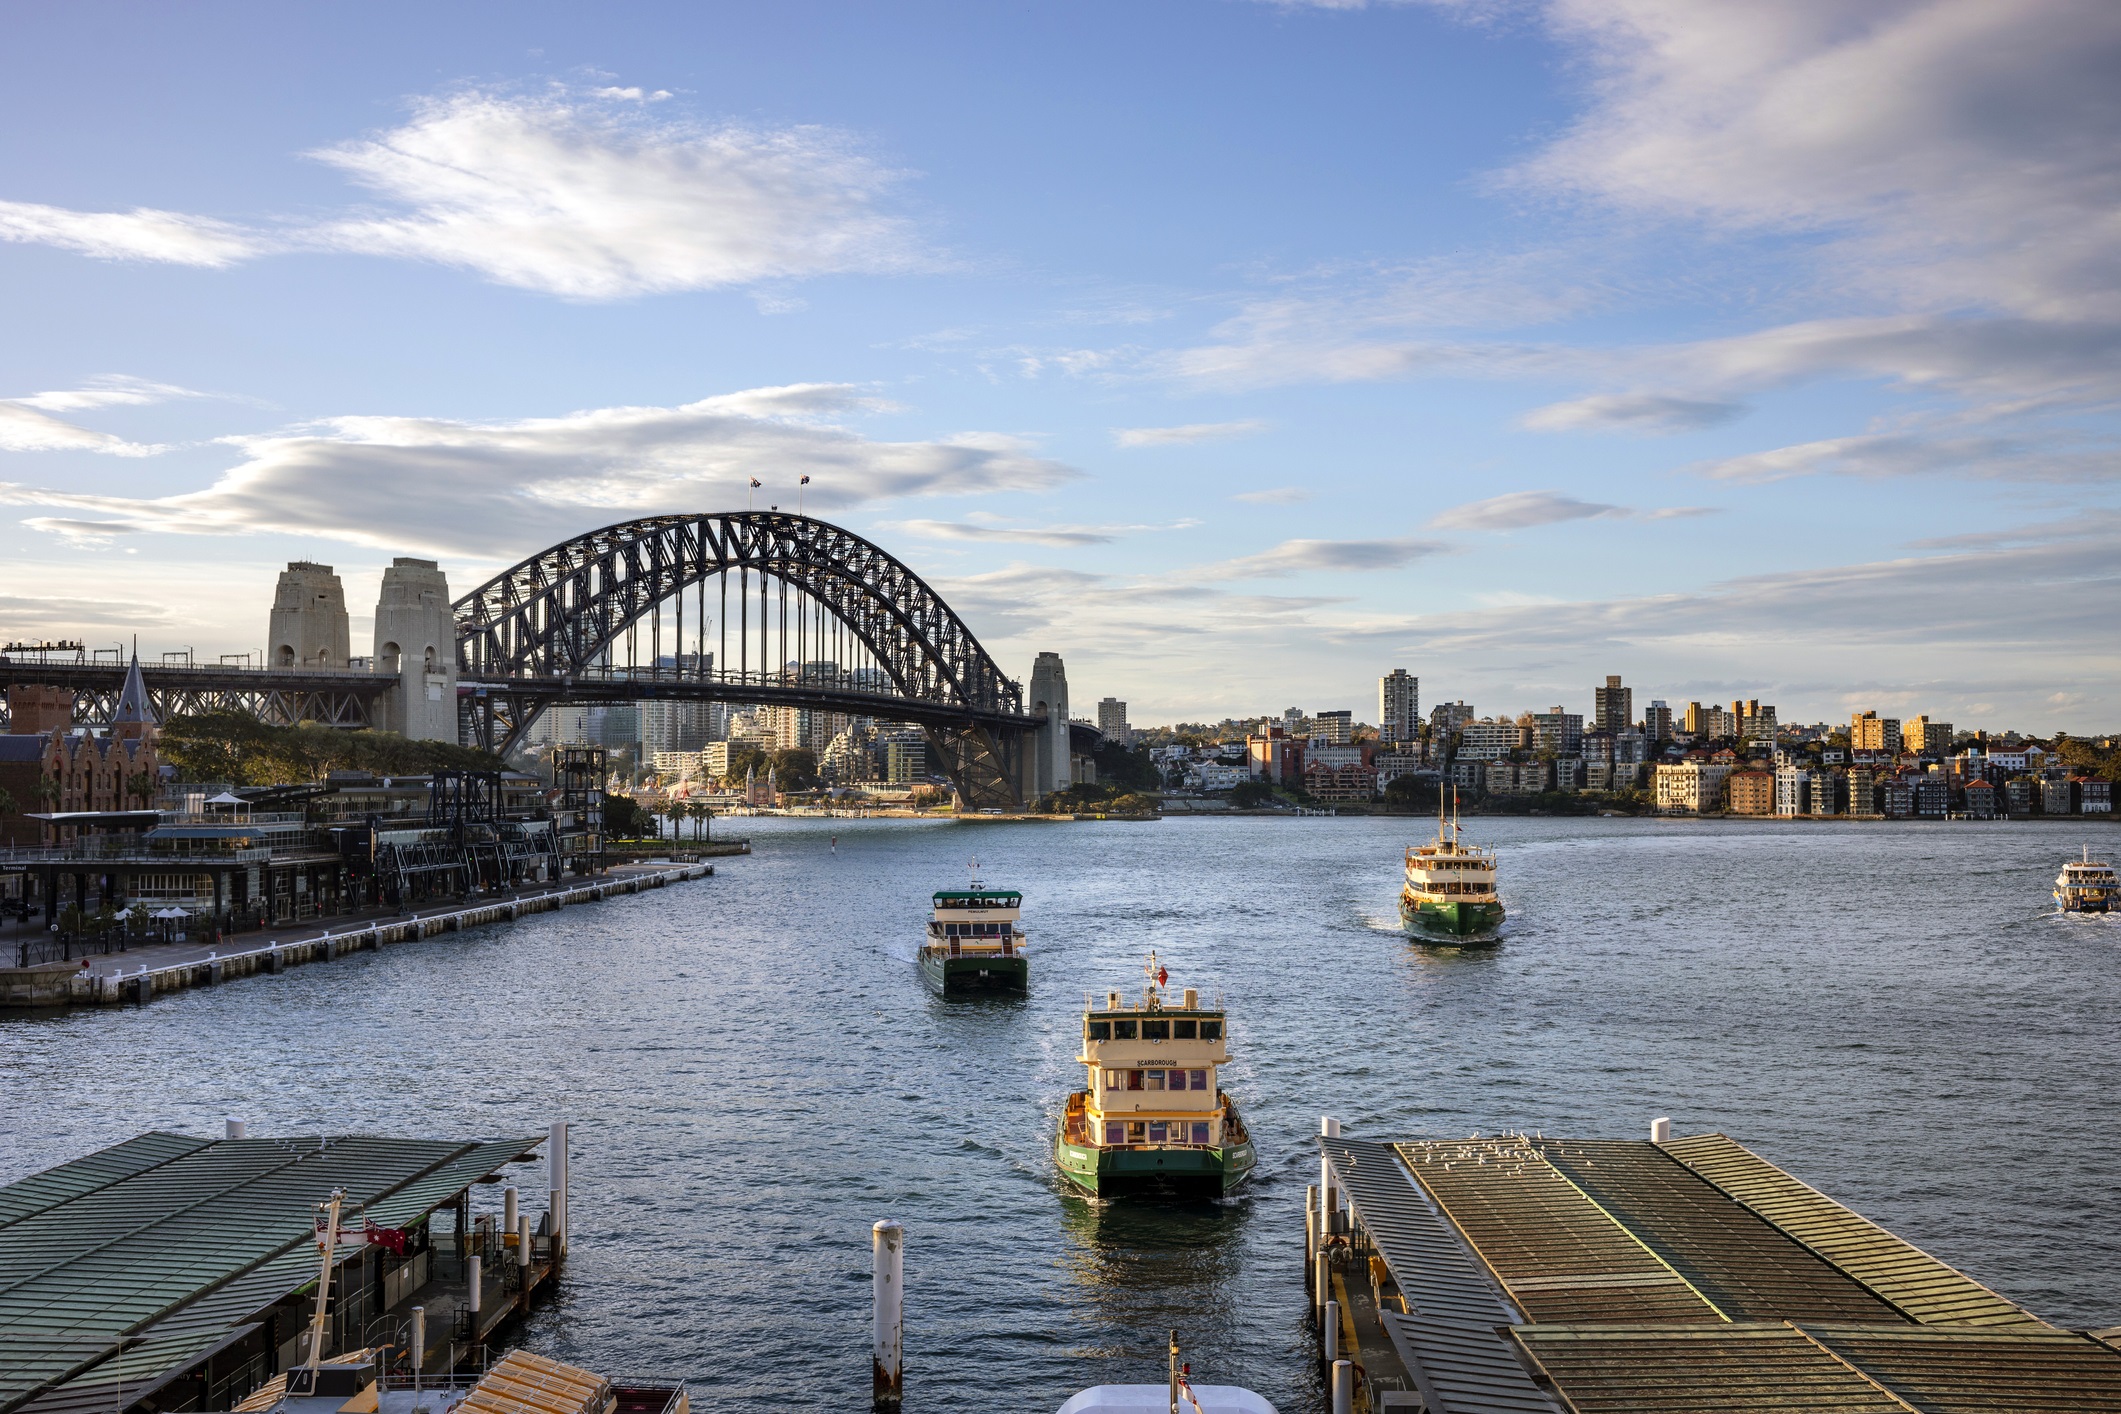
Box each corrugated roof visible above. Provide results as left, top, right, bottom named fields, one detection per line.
left=1533, top=1139, right=1905, bottom=1324
left=0, top=1132, right=539, bottom=1414
left=1378, top=1312, right=1558, bottom=1414
left=1395, top=1138, right=1723, bottom=1325
left=0, top=1135, right=208, bottom=1232
left=1511, top=1324, right=1915, bottom=1412
left=1803, top=1324, right=2121, bottom=1413
left=1660, top=1133, right=2045, bottom=1327
left=1320, top=1138, right=1517, bottom=1327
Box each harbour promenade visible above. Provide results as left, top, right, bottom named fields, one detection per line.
left=0, top=859, right=715, bottom=1009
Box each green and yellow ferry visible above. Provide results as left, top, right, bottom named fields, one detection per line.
left=918, top=880, right=1029, bottom=994
left=1400, top=797, right=1504, bottom=938
left=1056, top=954, right=1255, bottom=1196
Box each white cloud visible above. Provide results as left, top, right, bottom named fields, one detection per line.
left=1522, top=392, right=1744, bottom=433
left=886, top=520, right=1123, bottom=548
left=11, top=375, right=205, bottom=413
left=1689, top=431, right=2121, bottom=485
left=0, top=403, right=165, bottom=457
left=1195, top=535, right=1447, bottom=579
left=1232, top=486, right=1313, bottom=504
left=1429, top=489, right=1716, bottom=529
left=1111, top=419, right=1269, bottom=447
left=0, top=383, right=1077, bottom=558
left=0, top=87, right=926, bottom=300
left=0, top=200, right=262, bottom=267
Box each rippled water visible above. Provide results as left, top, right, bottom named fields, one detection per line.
left=4, top=815, right=2118, bottom=1411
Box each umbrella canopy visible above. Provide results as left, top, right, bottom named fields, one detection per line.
left=153, top=907, right=191, bottom=919
left=205, top=792, right=247, bottom=806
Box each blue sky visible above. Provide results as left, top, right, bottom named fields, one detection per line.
left=1, top=1, right=2115, bottom=731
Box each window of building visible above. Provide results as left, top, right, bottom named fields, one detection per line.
left=1112, top=1019, right=1137, bottom=1040
left=1173, top=1019, right=1197, bottom=1039
left=1142, top=1019, right=1170, bottom=1040
left=1201, top=1020, right=1223, bottom=1041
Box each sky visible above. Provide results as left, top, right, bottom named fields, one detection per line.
left=0, top=0, right=2116, bottom=732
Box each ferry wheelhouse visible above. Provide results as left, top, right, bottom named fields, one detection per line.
left=2055, top=847, right=2116, bottom=913
left=918, top=884, right=1029, bottom=993
left=1056, top=956, right=1255, bottom=1196
left=1400, top=796, right=1504, bottom=938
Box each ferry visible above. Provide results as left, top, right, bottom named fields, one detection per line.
left=1056, top=955, right=1255, bottom=1196
left=2055, top=847, right=2116, bottom=913
left=1400, top=794, right=1504, bottom=937
left=918, top=871, right=1028, bottom=994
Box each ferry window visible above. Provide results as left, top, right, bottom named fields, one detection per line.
left=1126, top=1071, right=1144, bottom=1091
left=1142, top=1019, right=1170, bottom=1040
left=1173, top=1019, right=1197, bottom=1039
left=1087, top=1021, right=1111, bottom=1041
left=1128, top=1122, right=1146, bottom=1143
left=1105, top=1122, right=1126, bottom=1144
left=1112, top=1019, right=1137, bottom=1040
left=1189, top=1069, right=1208, bottom=1090
left=1191, top=1122, right=1211, bottom=1144
left=1148, top=1122, right=1168, bottom=1144
left=1200, top=1021, right=1223, bottom=1041
left=1144, top=1070, right=1164, bottom=1091
left=1102, top=1069, right=1124, bottom=1089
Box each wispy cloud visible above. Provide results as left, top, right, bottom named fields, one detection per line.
left=883, top=517, right=1193, bottom=548
left=10, top=375, right=207, bottom=413
left=1429, top=489, right=1716, bottom=530
left=0, top=86, right=928, bottom=300
left=0, top=404, right=165, bottom=457
left=1522, top=393, right=1744, bottom=434
left=1195, top=535, right=1446, bottom=579
left=0, top=384, right=1078, bottom=558
left=1690, top=431, right=2121, bottom=485
left=1232, top=486, right=1313, bottom=504
left=1111, top=419, right=1269, bottom=447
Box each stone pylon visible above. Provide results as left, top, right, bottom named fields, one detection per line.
left=372, top=559, right=458, bottom=741
left=268, top=562, right=351, bottom=669
left=1028, top=652, right=1070, bottom=798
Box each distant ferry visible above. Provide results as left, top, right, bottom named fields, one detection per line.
left=1401, top=796, right=1504, bottom=937
left=1056, top=954, right=1255, bottom=1196
left=2055, top=847, right=2116, bottom=913
left=918, top=872, right=1029, bottom=994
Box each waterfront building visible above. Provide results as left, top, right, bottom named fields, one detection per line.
left=1915, top=776, right=1950, bottom=817
left=1531, top=707, right=1584, bottom=758
left=1374, top=750, right=1425, bottom=789
left=1592, top=674, right=1632, bottom=733
left=1653, top=761, right=1731, bottom=814
left=2039, top=776, right=2072, bottom=814
left=1456, top=718, right=1523, bottom=761
left=1378, top=669, right=1419, bottom=743
left=1552, top=756, right=1585, bottom=792
left=1852, top=710, right=1903, bottom=755
left=881, top=732, right=928, bottom=784
left=1303, top=760, right=1376, bottom=801
left=2082, top=778, right=2112, bottom=812
left=1315, top=709, right=1354, bottom=745
left=1096, top=696, right=1134, bottom=746
left=1446, top=758, right=1485, bottom=791
left=1773, top=764, right=1812, bottom=816
left=1847, top=767, right=1877, bottom=816
left=1643, top=699, right=1673, bottom=742
left=2007, top=776, right=2038, bottom=815
left=1905, top=714, right=1953, bottom=756
left=1728, top=769, right=1775, bottom=815
left=1811, top=769, right=1844, bottom=816
left=1966, top=778, right=1999, bottom=818
left=267, top=561, right=351, bottom=669
left=1880, top=776, right=1914, bottom=818
left=1428, top=700, right=1475, bottom=740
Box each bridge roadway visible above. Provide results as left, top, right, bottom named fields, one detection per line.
left=461, top=663, right=1038, bottom=734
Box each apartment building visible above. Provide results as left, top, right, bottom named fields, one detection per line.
left=1379, top=670, right=1419, bottom=743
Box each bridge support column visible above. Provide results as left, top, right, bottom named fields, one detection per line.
left=1028, top=652, right=1071, bottom=802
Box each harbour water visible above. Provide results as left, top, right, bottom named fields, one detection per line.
left=3, top=815, right=2116, bottom=1411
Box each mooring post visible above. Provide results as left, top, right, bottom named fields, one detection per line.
left=1314, top=1251, right=1328, bottom=1320
left=1306, top=1182, right=1319, bottom=1272
left=548, top=1121, right=569, bottom=1260
left=872, top=1219, right=903, bottom=1408
left=1331, top=1358, right=1353, bottom=1414
left=1319, top=1116, right=1340, bottom=1236
left=503, top=1185, right=518, bottom=1237
left=1324, top=1298, right=1339, bottom=1367
left=224, top=1117, right=246, bottom=1140
left=1651, top=1115, right=1672, bottom=1143
left=466, top=1255, right=481, bottom=1319
left=409, top=1305, right=425, bottom=1409
left=517, top=1213, right=533, bottom=1279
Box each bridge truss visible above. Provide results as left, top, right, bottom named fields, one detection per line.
left=453, top=512, right=1037, bottom=808
left=0, top=662, right=390, bottom=731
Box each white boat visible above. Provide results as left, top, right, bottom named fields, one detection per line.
left=2055, top=846, right=2116, bottom=913
left=1057, top=1387, right=1276, bottom=1414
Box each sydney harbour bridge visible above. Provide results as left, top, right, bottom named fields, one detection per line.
left=0, top=512, right=1083, bottom=810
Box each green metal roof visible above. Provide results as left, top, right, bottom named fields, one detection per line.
left=0, top=1130, right=540, bottom=1414
left=931, top=889, right=1019, bottom=901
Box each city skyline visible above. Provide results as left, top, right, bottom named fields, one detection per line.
left=2, top=3, right=2117, bottom=731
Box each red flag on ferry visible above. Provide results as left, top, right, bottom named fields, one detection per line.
left=364, top=1221, right=409, bottom=1256
left=1157, top=966, right=1169, bottom=987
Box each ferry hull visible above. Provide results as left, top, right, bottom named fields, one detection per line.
left=1054, top=1131, right=1256, bottom=1197
left=1400, top=891, right=1505, bottom=938
left=918, top=948, right=1029, bottom=995
left=2056, top=892, right=2112, bottom=913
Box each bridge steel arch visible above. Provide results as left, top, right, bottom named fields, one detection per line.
left=452, top=512, right=1035, bottom=808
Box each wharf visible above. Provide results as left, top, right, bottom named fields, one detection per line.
left=1308, top=1126, right=2121, bottom=1413
left=0, top=861, right=713, bottom=1010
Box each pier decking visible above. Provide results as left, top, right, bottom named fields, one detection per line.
left=0, top=861, right=713, bottom=1009
left=1313, top=1131, right=2121, bottom=1413
left=0, top=1127, right=568, bottom=1414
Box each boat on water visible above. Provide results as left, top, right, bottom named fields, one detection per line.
left=1056, top=954, right=1255, bottom=1196
left=918, top=867, right=1029, bottom=994
left=1400, top=793, right=1504, bottom=938
left=2055, top=846, right=2117, bottom=913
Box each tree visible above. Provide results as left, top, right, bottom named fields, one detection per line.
left=1230, top=780, right=1276, bottom=808
left=603, top=793, right=655, bottom=839
left=1092, top=742, right=1161, bottom=792
left=773, top=748, right=820, bottom=790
